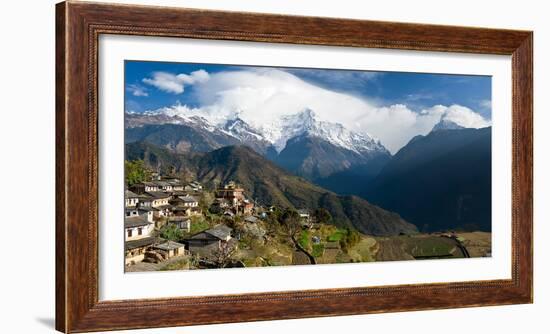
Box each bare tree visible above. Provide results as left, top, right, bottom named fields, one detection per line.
left=212, top=241, right=237, bottom=268
left=280, top=209, right=302, bottom=240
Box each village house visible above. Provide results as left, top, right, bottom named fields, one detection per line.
left=154, top=180, right=173, bottom=192
left=169, top=181, right=185, bottom=192
left=214, top=181, right=254, bottom=215
left=153, top=240, right=186, bottom=258
left=172, top=205, right=202, bottom=217
left=125, top=190, right=140, bottom=208
left=168, top=217, right=191, bottom=232
left=156, top=204, right=173, bottom=218
left=170, top=195, right=198, bottom=207
left=171, top=188, right=189, bottom=200
left=185, top=224, right=235, bottom=258
left=125, top=236, right=156, bottom=265
left=185, top=181, right=203, bottom=192
left=137, top=195, right=153, bottom=208
left=129, top=181, right=159, bottom=194
left=125, top=207, right=139, bottom=217
left=125, top=215, right=154, bottom=241
left=145, top=191, right=171, bottom=208
left=180, top=195, right=199, bottom=207
left=215, top=181, right=245, bottom=206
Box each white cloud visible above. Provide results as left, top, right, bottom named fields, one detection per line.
left=439, top=104, right=492, bottom=128
left=146, top=68, right=490, bottom=153
left=126, top=84, right=148, bottom=97
left=142, top=69, right=210, bottom=94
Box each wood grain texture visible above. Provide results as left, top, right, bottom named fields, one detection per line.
left=55, top=1, right=533, bottom=332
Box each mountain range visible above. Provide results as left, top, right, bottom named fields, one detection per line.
left=363, top=126, right=491, bottom=232
left=126, top=142, right=417, bottom=236
left=125, top=109, right=492, bottom=233
left=125, top=109, right=389, bottom=181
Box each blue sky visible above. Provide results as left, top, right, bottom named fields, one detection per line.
left=124, top=60, right=491, bottom=152
left=125, top=60, right=491, bottom=118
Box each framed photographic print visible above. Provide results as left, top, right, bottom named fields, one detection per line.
left=56, top=1, right=533, bottom=332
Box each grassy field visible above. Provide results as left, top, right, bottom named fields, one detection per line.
left=456, top=232, right=491, bottom=257
left=348, top=237, right=377, bottom=262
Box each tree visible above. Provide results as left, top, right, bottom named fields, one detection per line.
left=280, top=209, right=301, bottom=240
left=340, top=228, right=361, bottom=252
left=212, top=241, right=237, bottom=268
left=313, top=208, right=332, bottom=225
left=125, top=160, right=150, bottom=186
left=199, top=192, right=214, bottom=213
left=160, top=224, right=184, bottom=242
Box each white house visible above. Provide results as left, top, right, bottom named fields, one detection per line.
left=146, top=191, right=171, bottom=207
left=179, top=195, right=199, bottom=207
left=154, top=181, right=173, bottom=192
left=124, top=215, right=154, bottom=241
left=125, top=190, right=140, bottom=208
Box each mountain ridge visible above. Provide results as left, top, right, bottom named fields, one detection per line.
left=363, top=126, right=492, bottom=232
left=126, top=142, right=418, bottom=236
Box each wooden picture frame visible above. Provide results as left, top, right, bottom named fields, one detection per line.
left=56, top=1, right=533, bottom=332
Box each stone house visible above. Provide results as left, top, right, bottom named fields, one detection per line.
left=125, top=190, right=140, bottom=208
left=124, top=215, right=154, bottom=241
left=185, top=225, right=234, bottom=258
left=168, top=217, right=191, bottom=232
left=153, top=240, right=186, bottom=259
left=130, top=182, right=159, bottom=194
left=125, top=236, right=156, bottom=265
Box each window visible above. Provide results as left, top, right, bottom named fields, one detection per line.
left=138, top=227, right=143, bottom=235
left=127, top=229, right=132, bottom=238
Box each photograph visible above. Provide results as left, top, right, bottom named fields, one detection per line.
left=123, top=61, right=492, bottom=272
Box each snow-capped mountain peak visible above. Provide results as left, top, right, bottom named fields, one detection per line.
left=431, top=119, right=465, bottom=132
left=262, top=109, right=387, bottom=155
left=127, top=107, right=389, bottom=156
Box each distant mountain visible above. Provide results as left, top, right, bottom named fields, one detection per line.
left=271, top=110, right=390, bottom=180
left=275, top=133, right=390, bottom=182
left=126, top=142, right=417, bottom=236
left=125, top=109, right=390, bottom=182
left=431, top=119, right=465, bottom=132
left=362, top=127, right=491, bottom=232
left=125, top=114, right=277, bottom=156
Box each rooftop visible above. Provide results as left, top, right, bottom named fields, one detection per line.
left=179, top=195, right=198, bottom=203
left=154, top=240, right=185, bottom=251
left=142, top=182, right=158, bottom=187
left=125, top=190, right=139, bottom=198
left=168, top=217, right=191, bottom=223
left=125, top=236, right=156, bottom=250
left=145, top=191, right=171, bottom=199
left=124, top=216, right=152, bottom=228
left=205, top=224, right=232, bottom=240
left=153, top=181, right=171, bottom=187
left=138, top=206, right=159, bottom=212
